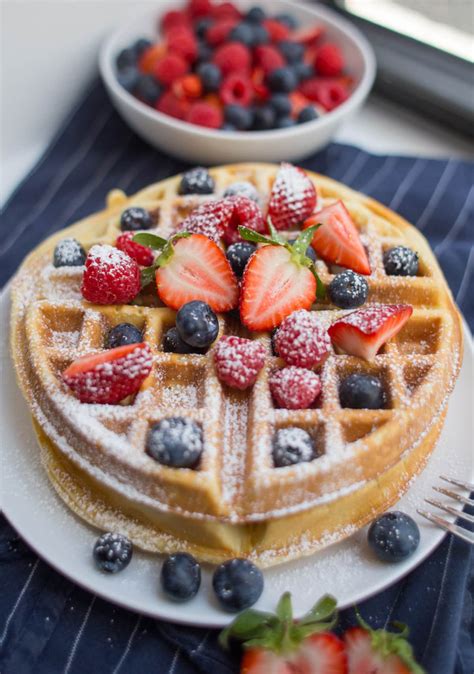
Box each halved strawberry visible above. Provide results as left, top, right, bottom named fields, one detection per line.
left=304, top=201, right=371, bottom=275
left=155, top=233, right=239, bottom=312
left=328, top=304, right=413, bottom=360
left=267, top=162, right=317, bottom=230
left=62, top=343, right=152, bottom=404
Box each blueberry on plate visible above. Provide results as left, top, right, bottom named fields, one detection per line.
left=230, top=22, right=255, bottom=47
left=160, top=552, right=201, bottom=601
left=383, top=246, right=419, bottom=277
left=276, top=116, right=295, bottom=129
left=292, top=61, right=314, bottom=82
left=212, top=558, right=264, bottom=611
left=272, top=427, right=316, bottom=467
left=224, top=104, right=253, bottom=131
left=368, top=511, right=420, bottom=562
left=288, top=238, right=317, bottom=262
left=267, top=67, right=298, bottom=93
left=93, top=532, right=133, bottom=573
left=117, top=67, right=140, bottom=93
left=223, top=181, right=259, bottom=202
left=176, top=301, right=219, bottom=349
left=178, top=167, right=215, bottom=195
left=246, top=6, right=266, bottom=23
left=146, top=417, right=203, bottom=468
left=252, top=105, right=276, bottom=130
left=105, top=323, right=142, bottom=349
left=134, top=74, right=162, bottom=105
left=197, top=63, right=222, bottom=93
left=279, top=40, right=305, bottom=64
left=339, top=373, right=386, bottom=410
left=251, top=24, right=269, bottom=45
left=298, top=106, right=319, bottom=124
left=162, top=327, right=207, bottom=355
left=116, top=47, right=136, bottom=71
left=226, top=242, right=257, bottom=277
left=53, top=238, right=86, bottom=267
left=120, top=206, right=154, bottom=231
left=269, top=94, right=291, bottom=117
left=328, top=270, right=368, bottom=309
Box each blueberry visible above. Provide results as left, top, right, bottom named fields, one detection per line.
left=196, top=41, right=213, bottom=64
left=339, top=374, right=386, bottom=410
left=134, top=74, right=161, bottom=104
left=276, top=116, right=295, bottom=129
left=275, top=13, right=299, bottom=29
left=133, top=38, right=152, bottom=56
left=246, top=6, right=266, bottom=23
left=224, top=104, right=253, bottom=130
left=251, top=24, right=269, bottom=45
left=226, top=242, right=257, bottom=277
left=368, top=511, right=420, bottom=562
left=120, top=206, right=154, bottom=231
left=116, top=47, right=137, bottom=71
left=53, top=238, right=86, bottom=267
left=269, top=93, right=291, bottom=117
left=176, top=301, right=219, bottom=349
left=383, top=246, right=419, bottom=277
left=163, top=327, right=207, bottom=354
left=212, top=558, right=264, bottom=611
left=93, top=532, right=133, bottom=573
left=328, top=270, right=368, bottom=309
left=195, top=17, right=213, bottom=39
left=197, top=63, right=222, bottom=93
left=267, top=67, right=298, bottom=93
left=272, top=427, right=316, bottom=467
left=252, top=105, right=276, bottom=130
left=146, top=417, right=203, bottom=468
left=288, top=238, right=317, bottom=262
left=221, top=123, right=237, bottom=131
left=117, top=66, right=140, bottom=93
left=279, top=40, right=305, bottom=63
left=271, top=330, right=279, bottom=356
left=230, top=22, right=255, bottom=47
left=178, top=167, right=215, bottom=195
left=298, top=106, right=319, bottom=124
left=160, top=552, right=201, bottom=601
left=292, top=61, right=314, bottom=81
left=106, top=323, right=143, bottom=349
left=223, top=181, right=259, bottom=202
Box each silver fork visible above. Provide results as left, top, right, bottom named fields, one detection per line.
left=417, top=476, right=474, bottom=545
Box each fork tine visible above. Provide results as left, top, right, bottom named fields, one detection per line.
left=424, top=498, right=474, bottom=524
left=440, top=475, right=474, bottom=491
left=417, top=510, right=474, bottom=544
left=433, top=486, right=474, bottom=506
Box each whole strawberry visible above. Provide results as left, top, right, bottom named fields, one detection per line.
left=275, top=309, right=331, bottom=368
left=268, top=162, right=317, bottom=230
left=214, top=335, right=266, bottom=390
left=81, top=244, right=141, bottom=305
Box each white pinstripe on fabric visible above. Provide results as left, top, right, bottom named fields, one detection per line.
left=434, top=185, right=473, bottom=256
left=111, top=615, right=142, bottom=674
left=422, top=535, right=454, bottom=660
left=339, top=151, right=370, bottom=186
left=0, top=109, right=112, bottom=256
left=64, top=595, right=96, bottom=674
left=168, top=646, right=181, bottom=674
left=389, top=158, right=426, bottom=210
left=456, top=245, right=473, bottom=306
left=358, top=156, right=397, bottom=195
left=383, top=581, right=406, bottom=629
left=0, top=558, right=39, bottom=645
left=417, top=159, right=458, bottom=230
left=191, top=630, right=210, bottom=655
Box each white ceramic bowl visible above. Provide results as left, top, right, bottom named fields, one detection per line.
left=99, top=0, right=375, bottom=164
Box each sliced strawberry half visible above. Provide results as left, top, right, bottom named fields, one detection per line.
left=62, top=343, right=152, bottom=404
left=155, top=233, right=239, bottom=312
left=328, top=304, right=413, bottom=360
left=304, top=201, right=371, bottom=275
left=267, top=162, right=317, bottom=230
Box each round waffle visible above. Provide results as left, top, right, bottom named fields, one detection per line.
left=10, top=163, right=463, bottom=567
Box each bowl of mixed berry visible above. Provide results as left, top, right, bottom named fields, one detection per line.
left=100, top=0, right=375, bottom=162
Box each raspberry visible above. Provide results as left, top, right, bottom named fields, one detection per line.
left=138, top=43, right=167, bottom=74
left=116, top=232, right=154, bottom=267
left=275, top=310, right=331, bottom=368
left=315, top=43, right=344, bottom=77
left=299, top=77, right=349, bottom=111
left=254, top=45, right=285, bottom=75
left=81, top=245, right=141, bottom=305
left=154, top=53, right=189, bottom=86
left=156, top=91, right=191, bottom=120
left=223, top=196, right=266, bottom=245
left=213, top=42, right=251, bottom=76
left=210, top=2, right=241, bottom=21
left=172, top=74, right=202, bottom=99
left=219, top=73, right=253, bottom=106
left=166, top=26, right=198, bottom=63
left=263, top=19, right=290, bottom=43
left=214, top=336, right=266, bottom=390
left=269, top=366, right=321, bottom=409
left=186, top=101, right=223, bottom=129
left=206, top=19, right=238, bottom=47
left=160, top=10, right=191, bottom=34
left=179, top=199, right=234, bottom=243
left=187, top=0, right=212, bottom=18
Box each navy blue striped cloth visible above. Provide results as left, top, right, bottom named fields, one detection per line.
left=1, top=81, right=473, bottom=674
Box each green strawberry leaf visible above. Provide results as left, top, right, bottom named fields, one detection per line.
left=299, top=595, right=338, bottom=626
left=313, top=266, right=326, bottom=300
left=133, top=232, right=168, bottom=249
left=276, top=592, right=293, bottom=624
left=238, top=225, right=276, bottom=245
left=140, top=265, right=156, bottom=288
left=219, top=609, right=279, bottom=650
left=267, top=217, right=286, bottom=245
left=291, top=224, right=320, bottom=259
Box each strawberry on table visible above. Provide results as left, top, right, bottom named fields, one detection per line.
left=328, top=304, right=413, bottom=360
left=304, top=200, right=371, bottom=275
left=267, top=162, right=317, bottom=230
left=62, top=343, right=152, bottom=404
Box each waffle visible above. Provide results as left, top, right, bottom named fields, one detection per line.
left=10, top=163, right=463, bottom=567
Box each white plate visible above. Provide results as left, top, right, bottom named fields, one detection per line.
left=1, top=284, right=472, bottom=627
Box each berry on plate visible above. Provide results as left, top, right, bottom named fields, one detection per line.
left=179, top=198, right=234, bottom=243
left=274, top=309, right=330, bottom=368
left=368, top=511, right=420, bottom=563
left=224, top=195, right=266, bottom=245
left=270, top=366, right=321, bottom=410
left=178, top=167, right=215, bottom=195
left=213, top=42, right=251, bottom=76
left=267, top=65, right=298, bottom=93
left=186, top=101, right=223, bottom=128
left=93, top=532, right=133, bottom=574
left=197, top=62, right=222, bottom=92
left=225, top=241, right=257, bottom=277
left=339, top=373, right=386, bottom=410
left=146, top=417, right=203, bottom=468
left=214, top=335, right=266, bottom=390
left=304, top=200, right=370, bottom=275
left=116, top=231, right=154, bottom=266
left=53, top=238, right=86, bottom=267
left=328, top=304, right=413, bottom=361
left=62, top=343, right=152, bottom=404
left=176, top=300, right=219, bottom=349
left=120, top=206, right=154, bottom=231
left=212, top=558, right=264, bottom=612
left=383, top=246, right=419, bottom=277
left=105, top=322, right=143, bottom=349
left=162, top=327, right=207, bottom=354
left=328, top=270, right=369, bottom=309
left=267, top=162, right=317, bottom=230
left=272, top=426, right=316, bottom=466
left=81, top=245, right=141, bottom=305
left=223, top=181, right=259, bottom=203
left=315, top=43, right=344, bottom=77
left=160, top=552, right=201, bottom=602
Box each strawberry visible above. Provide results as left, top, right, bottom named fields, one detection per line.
left=239, top=223, right=324, bottom=331
left=62, top=343, right=152, bottom=404
left=242, top=634, right=346, bottom=674
left=267, top=162, right=317, bottom=230
left=135, top=232, right=239, bottom=312
left=303, top=201, right=371, bottom=275
left=328, top=304, right=413, bottom=361
left=81, top=244, right=140, bottom=305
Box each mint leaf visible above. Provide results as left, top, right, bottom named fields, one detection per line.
left=133, top=232, right=167, bottom=249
